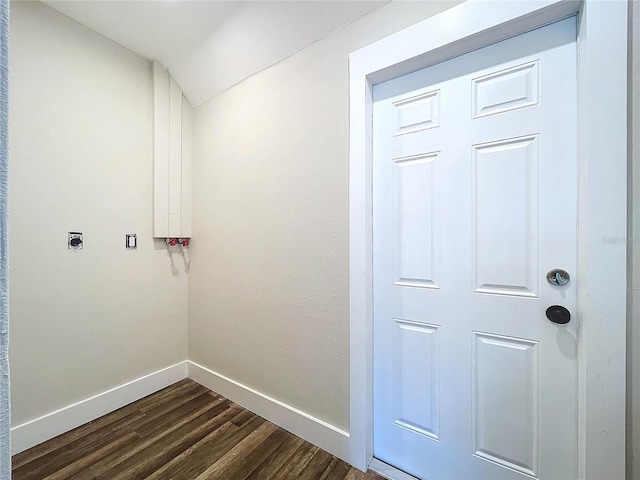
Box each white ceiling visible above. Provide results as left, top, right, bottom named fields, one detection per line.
left=41, top=0, right=388, bottom=106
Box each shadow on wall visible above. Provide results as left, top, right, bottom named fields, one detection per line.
left=154, top=239, right=190, bottom=276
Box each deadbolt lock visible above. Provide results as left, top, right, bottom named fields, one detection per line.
left=547, top=269, right=570, bottom=286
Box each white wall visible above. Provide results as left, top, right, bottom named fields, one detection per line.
left=8, top=1, right=188, bottom=427
left=628, top=2, right=640, bottom=479
left=9, top=1, right=639, bottom=475
left=189, top=0, right=461, bottom=432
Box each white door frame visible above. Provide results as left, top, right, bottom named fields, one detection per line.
left=348, top=1, right=628, bottom=478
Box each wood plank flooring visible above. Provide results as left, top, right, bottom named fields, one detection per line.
left=12, top=379, right=385, bottom=480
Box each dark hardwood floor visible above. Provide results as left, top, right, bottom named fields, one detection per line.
left=12, top=379, right=385, bottom=480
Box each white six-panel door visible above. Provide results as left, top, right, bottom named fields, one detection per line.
left=373, top=18, right=577, bottom=480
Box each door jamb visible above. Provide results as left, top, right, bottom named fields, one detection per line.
left=348, top=1, right=627, bottom=478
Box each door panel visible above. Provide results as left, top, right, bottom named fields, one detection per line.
left=373, top=17, right=577, bottom=480
left=472, top=61, right=539, bottom=118
left=472, top=135, right=539, bottom=297
left=472, top=332, right=539, bottom=477
left=393, top=90, right=441, bottom=135
left=393, top=153, right=440, bottom=288
left=392, top=319, right=440, bottom=440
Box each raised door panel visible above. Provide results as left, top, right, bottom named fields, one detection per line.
left=392, top=319, right=441, bottom=441
left=472, top=61, right=539, bottom=118
left=472, top=135, right=539, bottom=297
left=392, top=153, right=440, bottom=288
left=473, top=332, right=540, bottom=477
left=392, top=90, right=441, bottom=136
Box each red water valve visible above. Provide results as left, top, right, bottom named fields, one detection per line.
left=166, top=238, right=178, bottom=247
left=180, top=238, right=190, bottom=247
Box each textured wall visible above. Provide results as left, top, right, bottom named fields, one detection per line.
left=628, top=1, right=639, bottom=478
left=0, top=0, right=9, bottom=474
left=9, top=1, right=637, bottom=471
left=189, top=0, right=461, bottom=431
left=8, top=2, right=188, bottom=426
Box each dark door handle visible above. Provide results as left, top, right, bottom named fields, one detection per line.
left=546, top=305, right=571, bottom=324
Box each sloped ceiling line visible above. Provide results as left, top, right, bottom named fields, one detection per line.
left=41, top=0, right=388, bottom=107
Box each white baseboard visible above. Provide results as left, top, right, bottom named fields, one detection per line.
left=11, top=360, right=353, bottom=467
left=187, top=361, right=351, bottom=464
left=11, top=361, right=188, bottom=455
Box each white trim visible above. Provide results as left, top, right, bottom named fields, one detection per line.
left=10, top=360, right=351, bottom=465
left=575, top=3, right=627, bottom=478
left=187, top=361, right=351, bottom=463
left=369, top=458, right=420, bottom=480
left=349, top=0, right=627, bottom=477
left=10, top=361, right=188, bottom=455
